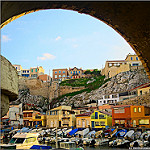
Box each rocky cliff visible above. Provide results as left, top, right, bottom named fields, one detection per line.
left=52, top=69, right=149, bottom=108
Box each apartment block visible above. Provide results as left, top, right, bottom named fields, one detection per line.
left=30, top=66, right=44, bottom=78
left=102, top=53, right=143, bottom=78
left=53, top=68, right=68, bottom=81
left=68, top=67, right=83, bottom=79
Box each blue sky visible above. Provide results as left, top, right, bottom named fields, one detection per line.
left=1, top=9, right=134, bottom=76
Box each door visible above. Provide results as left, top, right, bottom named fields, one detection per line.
left=59, top=121, right=61, bottom=127
left=82, top=120, right=85, bottom=128
left=91, top=121, right=95, bottom=128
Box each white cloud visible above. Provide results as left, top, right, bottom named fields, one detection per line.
left=2, top=35, right=11, bottom=42
left=37, top=53, right=56, bottom=61
left=55, top=36, right=61, bottom=41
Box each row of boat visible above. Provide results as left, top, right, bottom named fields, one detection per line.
left=1, top=127, right=150, bottom=149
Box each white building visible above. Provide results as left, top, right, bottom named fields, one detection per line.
left=9, top=103, right=23, bottom=126
left=98, top=93, right=119, bottom=106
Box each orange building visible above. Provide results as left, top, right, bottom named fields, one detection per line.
left=112, top=105, right=131, bottom=127
left=130, top=106, right=150, bottom=128
left=112, top=105, right=150, bottom=128
left=23, top=110, right=46, bottom=127
left=37, top=74, right=51, bottom=82
left=53, top=68, right=68, bottom=81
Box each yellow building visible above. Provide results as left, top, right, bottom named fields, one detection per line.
left=137, top=83, right=150, bottom=96
left=32, top=112, right=46, bottom=127
left=76, top=110, right=112, bottom=129
left=76, top=112, right=92, bottom=128
left=23, top=110, right=46, bottom=127
left=30, top=66, right=44, bottom=78
left=13, top=64, right=23, bottom=76
left=46, top=106, right=76, bottom=128
left=102, top=53, right=143, bottom=78
left=91, top=111, right=112, bottom=129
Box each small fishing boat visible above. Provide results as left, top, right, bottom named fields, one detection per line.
left=124, top=130, right=134, bottom=140
left=109, top=138, right=130, bottom=148
left=115, top=129, right=127, bottom=137
left=95, top=138, right=109, bottom=146
left=0, top=132, right=40, bottom=149
left=130, top=139, right=149, bottom=148
left=60, top=141, right=76, bottom=149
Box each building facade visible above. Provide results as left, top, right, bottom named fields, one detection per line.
left=13, top=64, right=22, bottom=76
left=102, top=53, right=143, bottom=78
left=68, top=67, right=83, bottom=79
left=76, top=112, right=92, bottom=129
left=98, top=93, right=119, bottom=106
left=30, top=66, right=44, bottom=78
left=112, top=105, right=150, bottom=128
left=21, top=69, right=30, bottom=77
left=37, top=74, right=51, bottom=82
left=23, top=110, right=46, bottom=127
left=53, top=68, right=68, bottom=81
left=9, top=103, right=23, bottom=126
left=90, top=111, right=112, bottom=130
left=46, top=106, right=76, bottom=128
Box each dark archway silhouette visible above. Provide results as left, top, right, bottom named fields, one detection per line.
left=1, top=1, right=150, bottom=78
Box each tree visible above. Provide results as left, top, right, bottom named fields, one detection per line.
left=84, top=69, right=92, bottom=75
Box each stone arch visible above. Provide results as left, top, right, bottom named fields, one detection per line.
left=1, top=1, right=150, bottom=78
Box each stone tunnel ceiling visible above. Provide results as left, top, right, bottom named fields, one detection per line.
left=1, top=1, right=150, bottom=78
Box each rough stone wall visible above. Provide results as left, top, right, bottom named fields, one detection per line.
left=59, top=86, right=85, bottom=96
left=1, top=55, right=18, bottom=116
left=19, top=77, right=50, bottom=98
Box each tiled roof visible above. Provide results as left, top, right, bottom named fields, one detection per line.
left=76, top=111, right=93, bottom=117
left=99, top=111, right=111, bottom=116
left=106, top=60, right=126, bottom=62
left=129, top=82, right=150, bottom=91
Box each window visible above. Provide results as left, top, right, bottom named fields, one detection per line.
left=95, top=112, right=98, bottom=119
left=71, top=76, right=72, bottom=79
left=62, top=75, right=65, bottom=77
left=35, top=69, right=37, bottom=72
left=15, top=138, right=25, bottom=144
left=136, top=57, right=138, bottom=60
left=55, top=75, right=57, bottom=78
left=16, top=67, right=17, bottom=69
left=132, top=63, right=139, bottom=66
left=140, top=90, right=142, bottom=95
left=100, top=121, right=105, bottom=126
left=114, top=108, right=125, bottom=113
left=99, top=115, right=105, bottom=119
left=55, top=71, right=57, bottom=74
left=27, top=70, right=29, bottom=73
left=71, top=71, right=72, bottom=74
left=134, top=107, right=137, bottom=112
left=79, top=71, right=80, bottom=73
left=78, top=120, right=81, bottom=125
left=86, top=120, right=89, bottom=125
left=55, top=111, right=58, bottom=115
left=31, top=69, right=33, bottom=72
left=47, top=112, right=49, bottom=115
left=95, top=122, right=100, bottom=126
left=63, top=71, right=65, bottom=73
left=112, top=94, right=117, bottom=98
left=59, top=75, right=61, bottom=77
left=109, top=63, right=112, bottom=67
left=138, top=107, right=141, bottom=112
left=131, top=57, right=133, bottom=60
left=59, top=71, right=61, bottom=73
left=139, top=119, right=149, bottom=125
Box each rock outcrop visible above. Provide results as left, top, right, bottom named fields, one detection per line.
left=52, top=69, right=149, bottom=108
